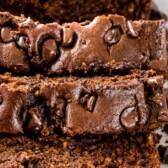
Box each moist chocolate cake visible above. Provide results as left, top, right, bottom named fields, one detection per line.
left=0, top=2, right=167, bottom=167
left=0, top=70, right=167, bottom=136
left=0, top=133, right=161, bottom=168
left=0, top=12, right=166, bottom=76
left=0, top=0, right=151, bottom=23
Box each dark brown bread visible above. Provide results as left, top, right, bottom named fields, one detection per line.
left=0, top=12, right=166, bottom=76
left=0, top=70, right=167, bottom=136
left=0, top=133, right=161, bottom=168
left=0, top=0, right=151, bottom=23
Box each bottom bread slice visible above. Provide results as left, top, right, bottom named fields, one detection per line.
left=0, top=133, right=161, bottom=168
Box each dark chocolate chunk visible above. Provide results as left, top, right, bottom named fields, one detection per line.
left=1, top=27, right=13, bottom=42
left=126, top=21, right=138, bottom=37
left=62, top=27, right=75, bottom=47
left=120, top=107, right=138, bottom=129
left=27, top=107, right=42, bottom=131
left=79, top=93, right=89, bottom=105
left=104, top=27, right=121, bottom=45
left=79, top=93, right=97, bottom=112
left=86, top=95, right=97, bottom=112
left=17, top=36, right=29, bottom=49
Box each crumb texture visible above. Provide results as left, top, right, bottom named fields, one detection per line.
left=0, top=0, right=151, bottom=23
left=0, top=133, right=161, bottom=168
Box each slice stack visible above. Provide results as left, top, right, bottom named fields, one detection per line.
left=0, top=4, right=167, bottom=167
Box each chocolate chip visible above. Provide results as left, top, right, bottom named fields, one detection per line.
left=17, top=36, right=29, bottom=49
left=86, top=95, right=97, bottom=112
left=28, top=117, right=42, bottom=131
left=0, top=94, right=3, bottom=104
left=126, top=21, right=138, bottom=37
left=79, top=93, right=97, bottom=112
left=120, top=107, right=138, bottom=129
left=27, top=107, right=42, bottom=131
left=1, top=27, right=13, bottom=42
left=104, top=28, right=121, bottom=45
left=62, top=27, right=74, bottom=47
left=42, top=39, right=58, bottom=63
left=80, top=94, right=89, bottom=104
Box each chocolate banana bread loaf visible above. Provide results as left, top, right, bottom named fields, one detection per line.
left=0, top=133, right=161, bottom=168
left=0, top=12, right=166, bottom=76
left=0, top=70, right=167, bottom=136
left=0, top=0, right=151, bottom=23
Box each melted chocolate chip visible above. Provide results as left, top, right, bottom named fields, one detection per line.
left=79, top=93, right=97, bottom=112
left=120, top=107, right=138, bottom=129
left=104, top=28, right=121, bottom=45
left=86, top=95, right=97, bottom=112
left=27, top=107, right=42, bottom=131
left=42, top=39, right=58, bottom=63
left=1, top=27, right=13, bottom=42
left=17, top=36, right=29, bottom=49
left=126, top=21, right=138, bottom=37
left=80, top=94, right=89, bottom=104
left=62, top=27, right=74, bottom=47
